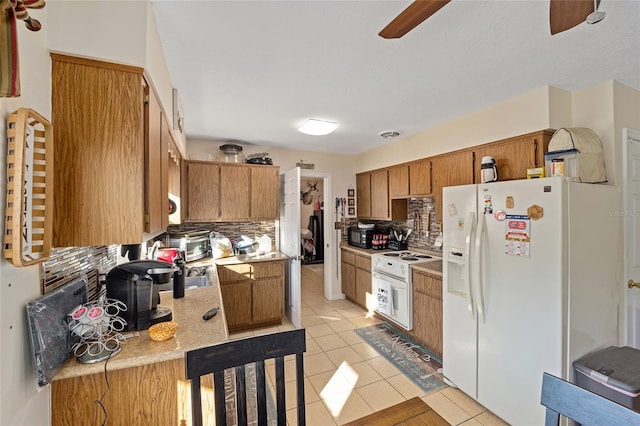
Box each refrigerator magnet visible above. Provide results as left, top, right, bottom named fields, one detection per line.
left=447, top=203, right=458, bottom=216
left=494, top=210, right=507, bottom=222
left=527, top=204, right=543, bottom=220
left=483, top=195, right=493, bottom=214
left=506, top=196, right=514, bottom=209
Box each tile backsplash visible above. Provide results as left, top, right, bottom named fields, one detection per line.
left=166, top=221, right=276, bottom=246
left=41, top=245, right=118, bottom=298
left=341, top=197, right=442, bottom=252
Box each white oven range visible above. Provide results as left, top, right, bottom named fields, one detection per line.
left=371, top=251, right=441, bottom=330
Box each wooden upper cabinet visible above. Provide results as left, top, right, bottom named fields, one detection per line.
left=431, top=150, right=474, bottom=190
left=250, top=166, right=280, bottom=219
left=52, top=54, right=158, bottom=246
left=185, top=162, right=280, bottom=222
left=370, top=169, right=389, bottom=219
left=431, top=150, right=474, bottom=223
left=473, top=130, right=553, bottom=183
left=220, top=165, right=251, bottom=219
left=145, top=87, right=169, bottom=234
left=186, top=161, right=220, bottom=221
left=356, top=173, right=371, bottom=218
left=389, top=166, right=409, bottom=198
left=409, top=159, right=432, bottom=196
left=160, top=116, right=170, bottom=229
left=358, top=169, right=407, bottom=220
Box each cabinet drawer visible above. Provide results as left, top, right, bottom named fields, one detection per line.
left=253, top=261, right=284, bottom=279
left=355, top=255, right=371, bottom=271
left=342, top=250, right=356, bottom=266
left=413, top=271, right=442, bottom=300
left=217, top=264, right=253, bottom=282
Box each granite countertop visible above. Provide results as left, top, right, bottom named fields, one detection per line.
left=53, top=270, right=228, bottom=381
left=214, top=251, right=288, bottom=265
left=340, top=243, right=443, bottom=277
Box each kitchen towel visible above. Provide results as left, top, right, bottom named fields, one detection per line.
left=377, top=278, right=392, bottom=316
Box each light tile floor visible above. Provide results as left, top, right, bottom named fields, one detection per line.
left=228, top=266, right=510, bottom=426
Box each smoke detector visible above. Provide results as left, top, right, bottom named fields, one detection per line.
left=379, top=131, right=400, bottom=139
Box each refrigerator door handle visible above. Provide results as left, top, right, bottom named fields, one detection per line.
left=464, top=211, right=476, bottom=319
left=474, top=212, right=486, bottom=323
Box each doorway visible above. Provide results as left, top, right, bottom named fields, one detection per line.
left=300, top=171, right=333, bottom=301
left=623, top=128, right=640, bottom=347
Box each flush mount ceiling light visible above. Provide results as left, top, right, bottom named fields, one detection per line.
left=380, top=131, right=400, bottom=139
left=298, top=119, right=338, bottom=136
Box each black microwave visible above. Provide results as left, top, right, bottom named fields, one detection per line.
left=348, top=227, right=374, bottom=249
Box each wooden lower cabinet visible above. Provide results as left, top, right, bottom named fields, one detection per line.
left=220, top=281, right=253, bottom=327
left=217, top=260, right=285, bottom=332
left=52, top=358, right=186, bottom=426
left=409, top=269, right=443, bottom=358
left=253, top=277, right=284, bottom=322
left=341, top=249, right=371, bottom=310
left=341, top=257, right=356, bottom=301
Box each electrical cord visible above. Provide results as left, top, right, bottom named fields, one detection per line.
left=95, top=350, right=114, bottom=426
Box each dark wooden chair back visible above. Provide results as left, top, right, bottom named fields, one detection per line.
left=185, top=328, right=306, bottom=426
left=541, top=372, right=640, bottom=426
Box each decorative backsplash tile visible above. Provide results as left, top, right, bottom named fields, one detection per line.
left=166, top=222, right=276, bottom=245
left=40, top=246, right=118, bottom=299
left=340, top=197, right=442, bottom=252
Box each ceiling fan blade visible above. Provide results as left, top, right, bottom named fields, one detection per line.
left=379, top=0, right=451, bottom=39
left=549, top=0, right=595, bottom=35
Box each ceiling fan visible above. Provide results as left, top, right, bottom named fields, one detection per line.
left=378, top=0, right=604, bottom=39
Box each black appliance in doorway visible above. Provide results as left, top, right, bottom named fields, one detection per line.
left=306, top=210, right=323, bottom=263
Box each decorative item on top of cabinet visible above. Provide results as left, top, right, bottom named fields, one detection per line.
left=51, top=54, right=172, bottom=246
left=4, top=108, right=53, bottom=266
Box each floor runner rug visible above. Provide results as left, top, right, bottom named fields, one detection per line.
left=355, top=323, right=447, bottom=395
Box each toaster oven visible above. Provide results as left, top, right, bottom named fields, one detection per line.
left=165, top=230, right=211, bottom=262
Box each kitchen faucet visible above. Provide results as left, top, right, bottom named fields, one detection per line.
left=148, top=240, right=162, bottom=260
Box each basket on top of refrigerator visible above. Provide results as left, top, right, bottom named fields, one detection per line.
left=544, top=127, right=606, bottom=183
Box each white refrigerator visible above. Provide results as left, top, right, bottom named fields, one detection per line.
left=442, top=177, right=620, bottom=425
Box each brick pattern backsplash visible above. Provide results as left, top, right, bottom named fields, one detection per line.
left=167, top=221, right=276, bottom=246
left=341, top=197, right=441, bottom=252
left=41, top=245, right=118, bottom=298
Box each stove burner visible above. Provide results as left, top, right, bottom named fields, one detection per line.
left=403, top=256, right=419, bottom=261
left=414, top=254, right=433, bottom=259
left=383, top=253, right=400, bottom=257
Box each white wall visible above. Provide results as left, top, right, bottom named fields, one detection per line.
left=0, top=9, right=52, bottom=425
left=47, top=0, right=184, bottom=155
left=356, top=86, right=564, bottom=172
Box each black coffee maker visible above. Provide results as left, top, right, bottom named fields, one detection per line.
left=106, top=260, right=175, bottom=330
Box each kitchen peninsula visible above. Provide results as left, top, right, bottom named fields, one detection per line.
left=51, top=282, right=227, bottom=425
left=51, top=250, right=289, bottom=425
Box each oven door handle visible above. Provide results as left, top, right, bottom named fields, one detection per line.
left=391, top=286, right=397, bottom=315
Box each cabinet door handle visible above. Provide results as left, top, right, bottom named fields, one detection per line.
left=629, top=280, right=640, bottom=289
